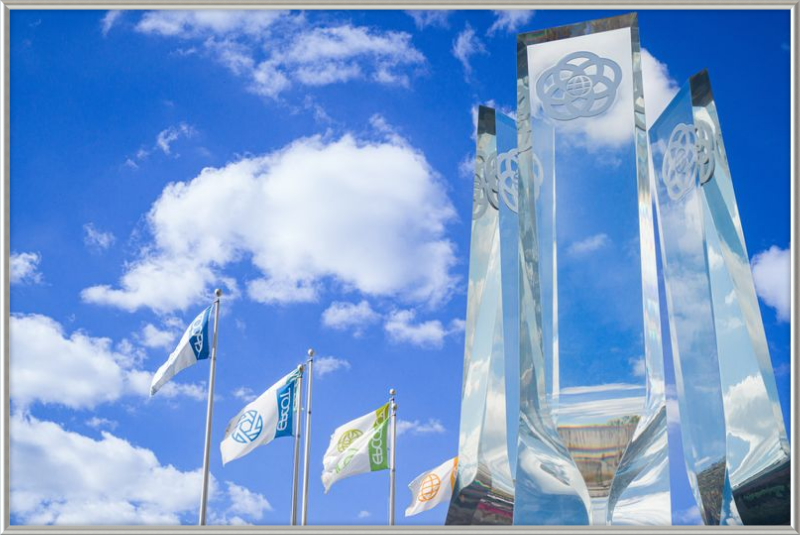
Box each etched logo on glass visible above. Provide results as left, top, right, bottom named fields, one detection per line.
left=695, top=120, right=716, bottom=184
left=497, top=149, right=519, bottom=213
left=536, top=51, right=622, bottom=121
left=662, top=123, right=699, bottom=201
left=662, top=122, right=718, bottom=200
left=473, top=152, right=500, bottom=219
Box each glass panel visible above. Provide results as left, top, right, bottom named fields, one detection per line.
left=446, top=106, right=515, bottom=525
left=651, top=70, right=790, bottom=525
left=516, top=13, right=669, bottom=525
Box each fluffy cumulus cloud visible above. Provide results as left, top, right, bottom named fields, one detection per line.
left=83, top=133, right=457, bottom=314
left=138, top=323, right=179, bottom=350
left=488, top=10, right=535, bottom=35
left=10, top=414, right=268, bottom=525
left=751, top=245, right=790, bottom=322
left=384, top=309, right=462, bottom=348
left=135, top=11, right=426, bottom=98
left=396, top=418, right=445, bottom=436
left=321, top=300, right=380, bottom=335
left=10, top=313, right=202, bottom=409
left=452, top=24, right=486, bottom=79
left=10, top=252, right=43, bottom=285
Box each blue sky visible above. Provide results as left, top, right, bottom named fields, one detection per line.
left=8, top=8, right=791, bottom=526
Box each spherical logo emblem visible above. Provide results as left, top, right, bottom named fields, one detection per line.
left=473, top=152, right=500, bottom=220
left=536, top=51, right=622, bottom=121
left=661, top=122, right=717, bottom=201
left=497, top=149, right=519, bottom=213
left=418, top=473, right=441, bottom=502
left=337, top=429, right=363, bottom=452
left=694, top=120, right=716, bottom=184
left=232, top=410, right=263, bottom=444
left=662, top=123, right=697, bottom=201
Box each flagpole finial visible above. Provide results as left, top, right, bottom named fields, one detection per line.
left=307, top=348, right=315, bottom=358
left=214, top=288, right=223, bottom=297
left=390, top=388, right=396, bottom=397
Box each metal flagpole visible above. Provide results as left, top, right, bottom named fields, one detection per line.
left=389, top=388, right=397, bottom=526
left=198, top=288, right=222, bottom=526
left=300, top=348, right=314, bottom=525
left=290, top=364, right=304, bottom=525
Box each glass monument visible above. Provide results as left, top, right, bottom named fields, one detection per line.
left=650, top=70, right=790, bottom=525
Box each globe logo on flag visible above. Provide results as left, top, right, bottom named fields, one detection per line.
left=418, top=473, right=442, bottom=502
left=536, top=51, right=622, bottom=121
left=232, top=410, right=263, bottom=444
left=337, top=429, right=363, bottom=452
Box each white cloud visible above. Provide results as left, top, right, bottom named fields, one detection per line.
left=384, top=309, right=461, bottom=348
left=751, top=245, right=790, bottom=322
left=629, top=356, right=645, bottom=378
left=641, top=49, right=680, bottom=129
left=314, top=356, right=351, bottom=378
left=83, top=133, right=457, bottom=314
left=10, top=313, right=202, bottom=409
left=101, top=10, right=123, bottom=36
left=674, top=505, right=702, bottom=525
left=452, top=24, right=486, bottom=79
left=85, top=417, right=118, bottom=431
left=83, top=223, right=116, bottom=252
left=11, top=414, right=267, bottom=525
left=396, top=418, right=445, bottom=436
left=357, top=510, right=371, bottom=519
left=136, top=13, right=425, bottom=99
left=488, top=10, right=535, bottom=35
left=156, top=123, right=195, bottom=155
left=138, top=323, right=178, bottom=350
left=232, top=386, right=256, bottom=403
left=136, top=10, right=287, bottom=38
left=406, top=10, right=452, bottom=29
left=224, top=482, right=272, bottom=520
left=10, top=252, right=43, bottom=285
left=321, top=300, right=380, bottom=335
left=567, top=233, right=610, bottom=255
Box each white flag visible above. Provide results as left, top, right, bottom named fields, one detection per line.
left=150, top=306, right=212, bottom=396
left=405, top=457, right=458, bottom=517
left=220, top=368, right=301, bottom=465
left=321, top=403, right=390, bottom=493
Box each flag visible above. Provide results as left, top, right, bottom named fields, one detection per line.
left=220, top=367, right=301, bottom=465
left=405, top=457, right=458, bottom=517
left=321, top=403, right=390, bottom=493
left=150, top=306, right=212, bottom=396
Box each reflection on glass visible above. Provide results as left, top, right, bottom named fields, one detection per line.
left=516, top=13, right=670, bottom=525
left=446, top=106, right=516, bottom=525
left=650, top=70, right=790, bottom=525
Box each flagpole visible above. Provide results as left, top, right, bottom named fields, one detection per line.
left=389, top=388, right=397, bottom=526
left=290, top=364, right=304, bottom=525
left=300, top=348, right=314, bottom=526
left=199, top=288, right=222, bottom=526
